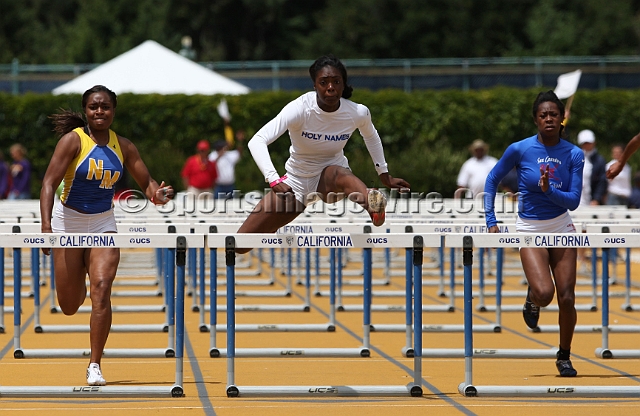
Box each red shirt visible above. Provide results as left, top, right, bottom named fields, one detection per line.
left=181, top=155, right=217, bottom=189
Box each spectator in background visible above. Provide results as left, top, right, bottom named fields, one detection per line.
left=577, top=129, right=607, bottom=207
left=0, top=150, right=10, bottom=199
left=628, top=173, right=640, bottom=208
left=456, top=139, right=497, bottom=198
left=209, top=130, right=244, bottom=199
left=605, top=144, right=631, bottom=206
left=8, top=143, right=31, bottom=199
left=181, top=140, right=217, bottom=197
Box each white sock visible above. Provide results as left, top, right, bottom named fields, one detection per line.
left=89, top=363, right=100, bottom=369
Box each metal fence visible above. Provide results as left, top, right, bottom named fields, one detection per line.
left=2, top=56, right=640, bottom=95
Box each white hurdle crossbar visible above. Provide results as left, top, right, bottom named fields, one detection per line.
left=0, top=232, right=192, bottom=397
left=448, top=232, right=640, bottom=398
left=209, top=232, right=437, bottom=397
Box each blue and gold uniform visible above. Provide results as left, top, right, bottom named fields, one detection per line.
left=60, top=127, right=124, bottom=214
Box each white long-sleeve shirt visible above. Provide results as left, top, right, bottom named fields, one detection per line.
left=248, top=92, right=389, bottom=184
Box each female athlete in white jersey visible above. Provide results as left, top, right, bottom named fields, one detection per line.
left=40, top=85, right=174, bottom=386
left=236, top=55, right=410, bottom=253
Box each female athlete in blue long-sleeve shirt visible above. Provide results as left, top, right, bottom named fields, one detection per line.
left=484, top=90, right=584, bottom=377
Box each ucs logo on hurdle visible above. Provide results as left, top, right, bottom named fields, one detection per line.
left=308, top=387, right=338, bottom=394
left=366, top=237, right=388, bottom=244
left=603, top=237, right=626, bottom=244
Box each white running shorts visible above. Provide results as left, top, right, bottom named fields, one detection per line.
left=51, top=201, right=117, bottom=234
left=515, top=211, right=576, bottom=234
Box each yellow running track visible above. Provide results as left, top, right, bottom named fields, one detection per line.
left=1, top=246, right=639, bottom=416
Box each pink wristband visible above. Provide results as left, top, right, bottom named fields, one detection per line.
left=269, top=175, right=288, bottom=188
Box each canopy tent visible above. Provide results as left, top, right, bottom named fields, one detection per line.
left=52, top=40, right=250, bottom=95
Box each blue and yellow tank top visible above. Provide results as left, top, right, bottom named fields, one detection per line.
left=60, top=127, right=124, bottom=214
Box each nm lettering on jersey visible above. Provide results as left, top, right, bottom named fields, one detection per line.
left=60, top=127, right=124, bottom=214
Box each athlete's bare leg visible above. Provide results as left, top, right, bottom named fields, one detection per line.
left=53, top=248, right=88, bottom=314
left=86, top=247, right=120, bottom=365
left=236, top=189, right=305, bottom=254
left=549, top=247, right=577, bottom=350
left=316, top=165, right=372, bottom=208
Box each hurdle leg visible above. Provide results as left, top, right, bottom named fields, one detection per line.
left=286, top=248, right=292, bottom=294
left=32, top=248, right=41, bottom=332
left=314, top=247, right=320, bottom=295
left=208, top=247, right=219, bottom=355
left=329, top=248, right=337, bottom=322
left=596, top=247, right=611, bottom=358
left=225, top=237, right=238, bottom=397
left=412, top=237, right=424, bottom=397
left=14, top=247, right=23, bottom=356
left=337, top=248, right=343, bottom=308
left=362, top=247, right=372, bottom=353
left=494, top=248, right=503, bottom=331
left=198, top=247, right=205, bottom=322
left=172, top=237, right=186, bottom=397
left=166, top=248, right=176, bottom=356
left=402, top=247, right=413, bottom=357
left=437, top=237, right=445, bottom=296
left=304, top=248, right=311, bottom=310
left=461, top=237, right=474, bottom=395
left=623, top=247, right=632, bottom=311
left=448, top=248, right=456, bottom=311
left=477, top=247, right=486, bottom=311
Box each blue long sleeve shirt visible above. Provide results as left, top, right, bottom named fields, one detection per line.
left=484, top=135, right=584, bottom=228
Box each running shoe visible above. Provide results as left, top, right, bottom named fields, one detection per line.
left=86, top=363, right=106, bottom=386
left=556, top=353, right=578, bottom=377
left=367, top=189, right=387, bottom=227
left=522, top=286, right=540, bottom=329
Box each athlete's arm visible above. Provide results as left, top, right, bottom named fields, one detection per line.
left=608, top=132, right=640, bottom=179
left=484, top=145, right=519, bottom=228
left=39, top=131, right=81, bottom=254
left=543, top=149, right=584, bottom=210
left=248, top=100, right=302, bottom=184
left=356, top=105, right=388, bottom=176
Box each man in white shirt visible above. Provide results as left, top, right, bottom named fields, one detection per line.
left=209, top=131, right=244, bottom=199
left=606, top=144, right=632, bottom=206
left=456, top=139, right=498, bottom=198
left=577, top=129, right=608, bottom=207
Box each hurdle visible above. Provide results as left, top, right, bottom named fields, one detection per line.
left=215, top=232, right=429, bottom=397
left=204, top=230, right=381, bottom=355
left=7, top=232, right=201, bottom=361
left=451, top=232, right=640, bottom=398
left=31, top=224, right=189, bottom=334
left=1, top=223, right=44, bottom=301
left=583, top=224, right=640, bottom=312
left=533, top=225, right=640, bottom=334
left=198, top=225, right=315, bottom=326
left=45, top=223, right=190, bottom=316
left=587, top=226, right=640, bottom=359
left=0, top=232, right=189, bottom=398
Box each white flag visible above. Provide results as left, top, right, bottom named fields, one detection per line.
left=217, top=99, right=231, bottom=122
left=554, top=70, right=582, bottom=100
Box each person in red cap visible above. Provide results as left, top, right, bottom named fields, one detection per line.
left=181, top=139, right=218, bottom=196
